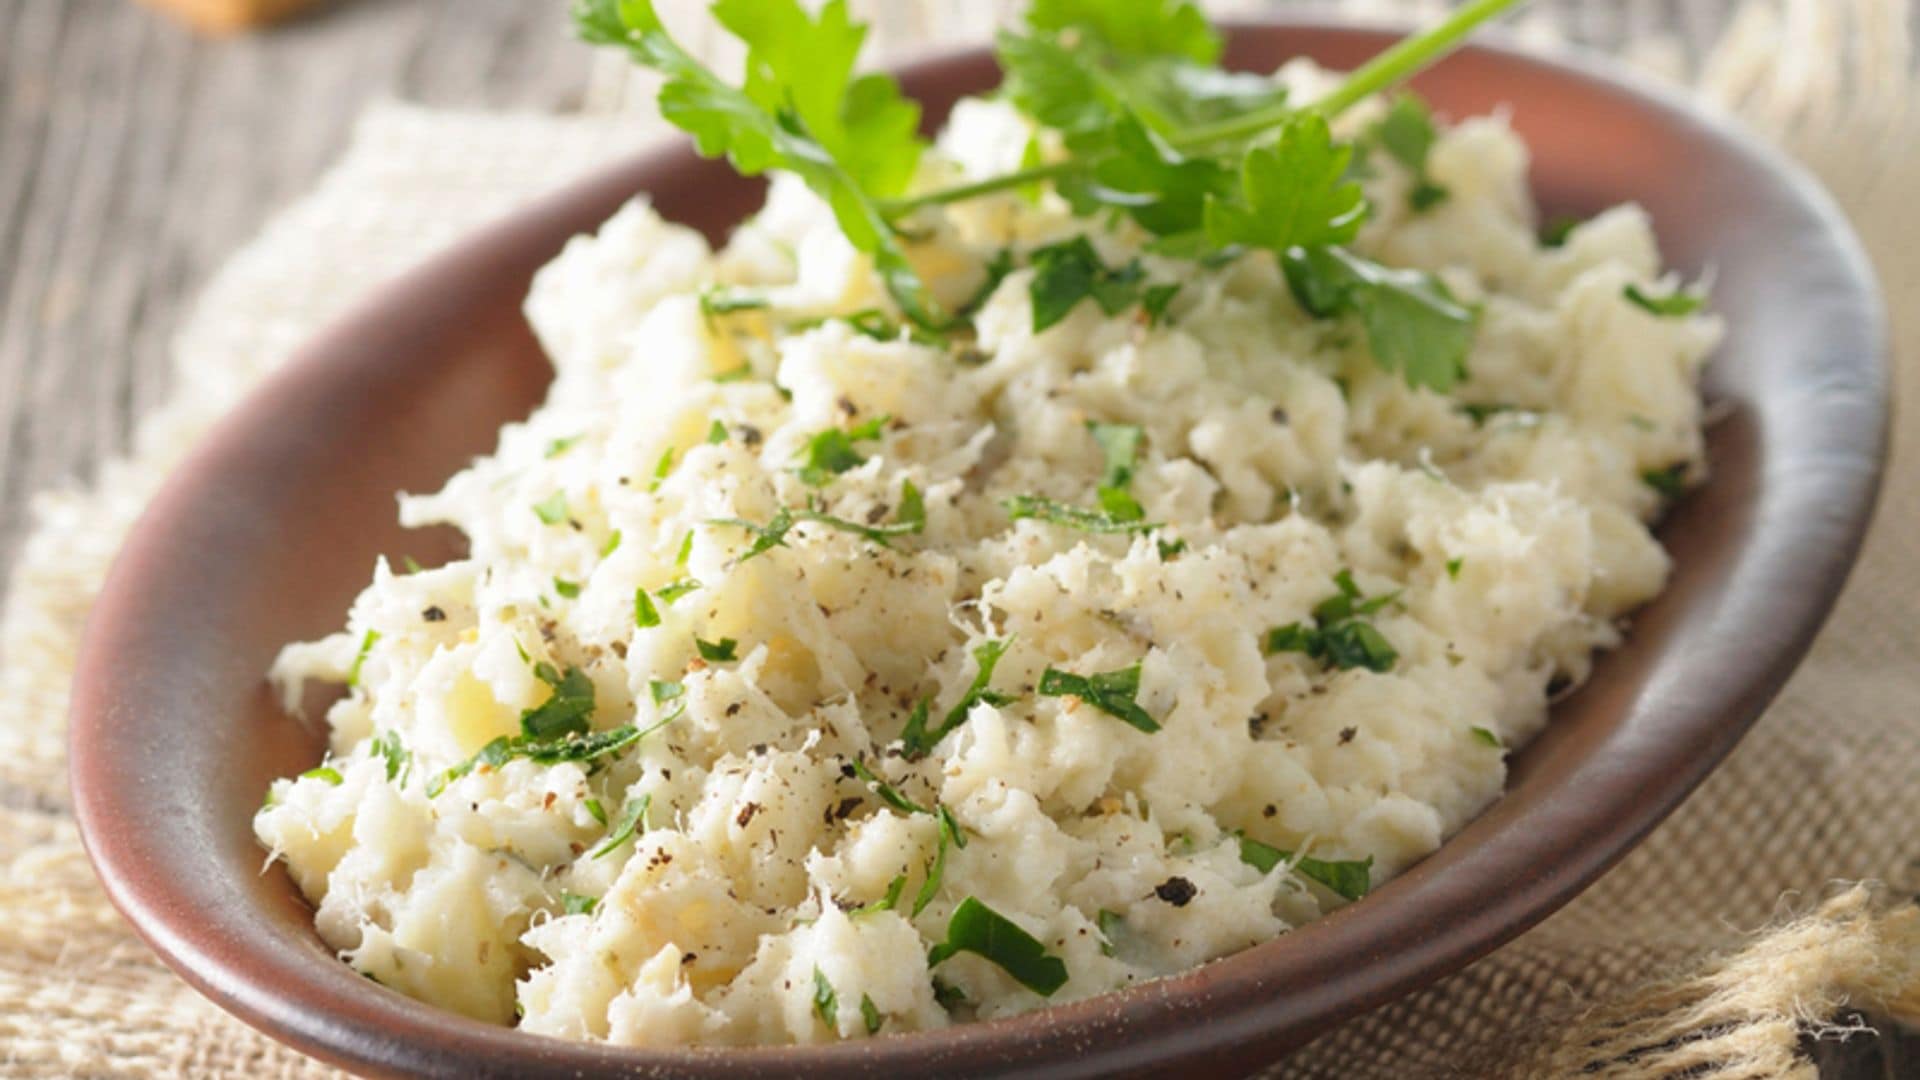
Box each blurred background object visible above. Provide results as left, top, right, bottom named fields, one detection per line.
left=135, top=0, right=329, bottom=34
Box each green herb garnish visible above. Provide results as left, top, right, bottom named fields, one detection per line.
left=562, top=892, right=600, bottom=916
left=532, top=491, right=570, bottom=526
left=656, top=578, right=701, bottom=603
left=848, top=757, right=930, bottom=816
left=927, top=896, right=1069, bottom=997
left=370, top=730, right=410, bottom=784
left=1096, top=908, right=1124, bottom=957
left=812, top=967, right=839, bottom=1029
left=900, top=637, right=1016, bottom=756
left=576, top=0, right=1529, bottom=363
left=696, top=636, right=739, bottom=662
left=590, top=792, right=652, bottom=859
left=1037, top=663, right=1160, bottom=733
left=346, top=629, right=380, bottom=688
left=1237, top=834, right=1374, bottom=900
left=633, top=587, right=661, bottom=628
left=1641, top=462, right=1689, bottom=499
left=553, top=577, right=582, bottom=599
left=798, top=414, right=889, bottom=486
left=1371, top=93, right=1448, bottom=210
left=1624, top=282, right=1705, bottom=317
left=914, top=806, right=967, bottom=918
left=1264, top=570, right=1400, bottom=674
left=301, top=765, right=343, bottom=786
left=860, top=993, right=883, bottom=1034
left=1471, top=725, right=1503, bottom=748
left=852, top=873, right=909, bottom=916
left=521, top=662, right=597, bottom=740
left=1004, top=494, right=1160, bottom=535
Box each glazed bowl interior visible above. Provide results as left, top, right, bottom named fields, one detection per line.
left=69, top=20, right=1886, bottom=1080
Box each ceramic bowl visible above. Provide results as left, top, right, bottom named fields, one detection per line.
left=70, top=19, right=1888, bottom=1079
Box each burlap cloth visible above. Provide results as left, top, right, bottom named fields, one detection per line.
left=3, top=2, right=1917, bottom=1076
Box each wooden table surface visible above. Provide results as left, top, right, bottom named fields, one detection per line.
left=0, top=1, right=1907, bottom=1075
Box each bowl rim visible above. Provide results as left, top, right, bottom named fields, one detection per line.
left=69, top=14, right=1889, bottom=1079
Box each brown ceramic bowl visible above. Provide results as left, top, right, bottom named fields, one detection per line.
left=70, top=18, right=1887, bottom=1079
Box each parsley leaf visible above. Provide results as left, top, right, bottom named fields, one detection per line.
left=1025, top=0, right=1220, bottom=64
left=301, top=765, right=343, bottom=786
left=927, top=897, right=1069, bottom=997
left=553, top=577, right=582, bottom=599
left=1280, top=245, right=1476, bottom=392
left=1038, top=662, right=1160, bottom=733
left=574, top=0, right=946, bottom=329
left=1237, top=834, right=1373, bottom=901
left=1371, top=94, right=1448, bottom=211
left=1005, top=494, right=1160, bottom=535
left=370, top=730, right=409, bottom=784
left=1026, top=236, right=1158, bottom=332
left=797, top=415, right=889, bottom=486
left=1096, top=908, right=1125, bottom=957
left=1264, top=571, right=1400, bottom=674
left=914, top=805, right=967, bottom=918
left=1203, top=113, right=1366, bottom=252
left=1641, top=462, right=1690, bottom=499
left=1471, top=725, right=1503, bottom=749
left=848, top=757, right=930, bottom=816
left=861, top=993, right=883, bottom=1034
left=521, top=662, right=597, bottom=740
left=426, top=724, right=643, bottom=799
left=656, top=578, right=701, bottom=603
left=1624, top=283, right=1705, bottom=317
left=1088, top=421, right=1146, bottom=522
left=812, top=966, right=838, bottom=1030
left=531, top=491, right=569, bottom=526
left=561, top=892, right=599, bottom=916
left=852, top=873, right=909, bottom=916
left=696, top=636, right=739, bottom=662
left=717, top=480, right=925, bottom=556
left=346, top=629, right=380, bottom=688
left=633, top=587, right=661, bottom=629
left=900, top=637, right=1016, bottom=756
left=590, top=792, right=651, bottom=859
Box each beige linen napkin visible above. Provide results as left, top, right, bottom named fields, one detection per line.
left=3, top=2, right=1916, bottom=1076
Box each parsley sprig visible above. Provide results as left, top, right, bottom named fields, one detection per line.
left=577, top=0, right=1530, bottom=387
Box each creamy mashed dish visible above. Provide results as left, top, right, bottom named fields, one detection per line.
left=254, top=68, right=1717, bottom=1044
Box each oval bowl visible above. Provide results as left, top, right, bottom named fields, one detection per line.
left=70, top=18, right=1887, bottom=1079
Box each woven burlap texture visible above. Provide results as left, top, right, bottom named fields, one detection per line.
left=2, top=2, right=1915, bottom=1076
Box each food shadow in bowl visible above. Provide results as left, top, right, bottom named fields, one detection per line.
left=69, top=19, right=1887, bottom=1080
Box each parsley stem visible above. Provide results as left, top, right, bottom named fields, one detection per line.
left=1306, top=0, right=1532, bottom=119
left=881, top=160, right=1078, bottom=215
left=881, top=0, right=1528, bottom=218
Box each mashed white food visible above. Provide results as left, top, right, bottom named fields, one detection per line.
left=255, top=76, right=1717, bottom=1044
